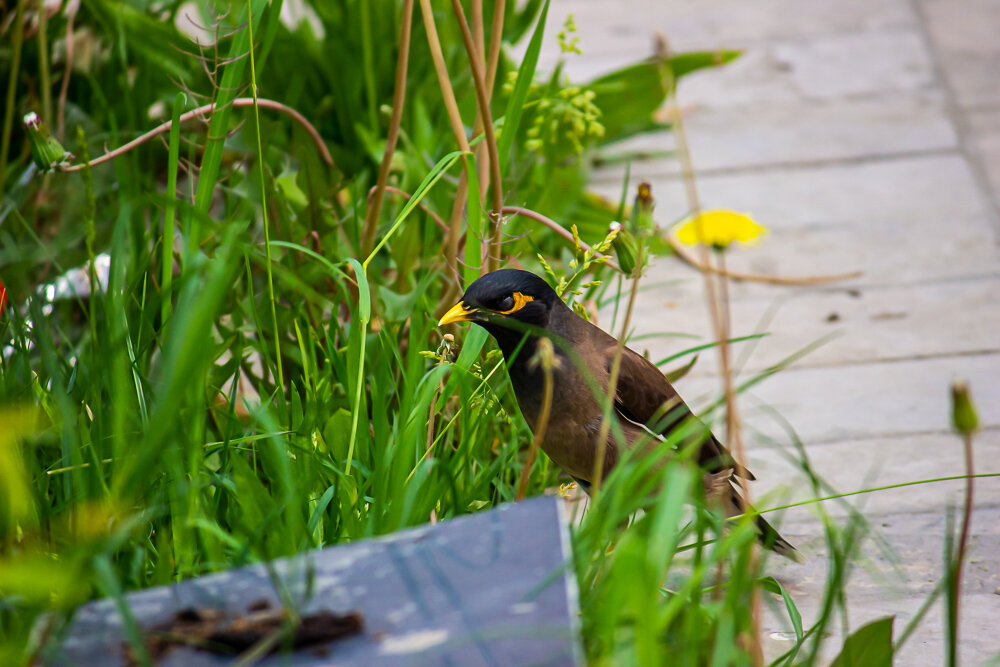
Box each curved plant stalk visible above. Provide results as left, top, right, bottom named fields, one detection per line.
left=55, top=98, right=333, bottom=173
left=367, top=185, right=449, bottom=233
left=666, top=231, right=862, bottom=285
left=362, top=0, right=415, bottom=256
left=664, top=39, right=763, bottom=665
left=500, top=206, right=622, bottom=272
left=419, top=0, right=473, bottom=279
left=450, top=0, right=504, bottom=270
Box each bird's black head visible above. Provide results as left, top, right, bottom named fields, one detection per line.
left=438, top=269, right=564, bottom=352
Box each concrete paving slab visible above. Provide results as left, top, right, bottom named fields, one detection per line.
left=675, top=353, right=1000, bottom=444
left=677, top=29, right=938, bottom=108
left=745, top=429, right=1000, bottom=520
left=589, top=153, right=992, bottom=232
left=967, top=106, right=1000, bottom=217
left=762, top=507, right=1000, bottom=666
left=620, top=277, right=1000, bottom=371
left=918, top=0, right=1000, bottom=108
left=593, top=96, right=957, bottom=176
left=515, top=0, right=917, bottom=69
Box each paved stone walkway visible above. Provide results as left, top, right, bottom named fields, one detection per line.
left=528, top=1, right=1000, bottom=663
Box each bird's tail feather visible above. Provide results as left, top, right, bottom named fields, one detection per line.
left=755, top=513, right=803, bottom=563
left=723, top=484, right=802, bottom=562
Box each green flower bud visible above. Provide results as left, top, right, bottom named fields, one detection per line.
left=951, top=381, right=980, bottom=436
left=23, top=112, right=73, bottom=172
left=631, top=182, right=655, bottom=234
left=609, top=221, right=642, bottom=276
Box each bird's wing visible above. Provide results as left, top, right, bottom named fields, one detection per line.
left=610, top=344, right=754, bottom=480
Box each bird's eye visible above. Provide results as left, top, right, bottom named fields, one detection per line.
left=497, top=295, right=515, bottom=312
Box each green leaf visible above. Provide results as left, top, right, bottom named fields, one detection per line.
left=830, top=616, right=895, bottom=667
left=663, top=354, right=698, bottom=384
left=346, top=258, right=371, bottom=323
left=498, top=0, right=551, bottom=172
left=588, top=50, right=742, bottom=144
left=759, top=576, right=803, bottom=643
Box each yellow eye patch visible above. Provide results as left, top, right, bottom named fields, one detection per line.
left=498, top=291, right=534, bottom=315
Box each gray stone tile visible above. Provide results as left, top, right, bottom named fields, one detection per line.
left=678, top=30, right=938, bottom=108
left=967, top=106, right=1000, bottom=209
left=745, top=429, right=1000, bottom=520
left=619, top=278, right=1000, bottom=372
left=919, top=0, right=1000, bottom=108
left=593, top=96, right=957, bottom=175
left=590, top=153, right=992, bottom=231
left=515, top=0, right=917, bottom=72
left=761, top=508, right=1000, bottom=666
left=674, top=353, right=1000, bottom=443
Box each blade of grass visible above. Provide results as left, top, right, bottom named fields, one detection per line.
left=161, top=92, right=184, bottom=325
left=245, top=0, right=284, bottom=405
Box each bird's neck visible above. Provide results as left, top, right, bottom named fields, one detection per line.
left=486, top=326, right=540, bottom=373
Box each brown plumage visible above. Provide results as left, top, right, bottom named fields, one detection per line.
left=439, top=268, right=799, bottom=561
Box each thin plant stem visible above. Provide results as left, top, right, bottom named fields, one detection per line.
left=666, top=231, right=862, bottom=285
left=517, top=340, right=555, bottom=501
left=450, top=0, right=504, bottom=270
left=483, top=0, right=507, bottom=267
left=500, top=206, right=621, bottom=272
left=366, top=185, right=449, bottom=232
left=419, top=0, right=471, bottom=151
left=0, top=0, right=28, bottom=195
left=57, top=98, right=334, bottom=172
left=38, top=0, right=53, bottom=129
left=756, top=472, right=999, bottom=516
left=666, top=44, right=763, bottom=666
left=950, top=432, right=976, bottom=666
left=447, top=172, right=470, bottom=283
left=418, top=0, right=472, bottom=279
left=361, top=0, right=415, bottom=255
left=485, top=0, right=506, bottom=93
left=471, top=0, right=485, bottom=66
left=246, top=0, right=283, bottom=402
left=57, top=0, right=79, bottom=140
left=162, top=93, right=184, bottom=327
left=716, top=249, right=742, bottom=465
left=591, top=267, right=642, bottom=497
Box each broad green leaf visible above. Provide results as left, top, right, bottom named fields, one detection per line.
left=498, top=0, right=551, bottom=172
left=830, top=616, right=895, bottom=667
left=588, top=50, right=742, bottom=144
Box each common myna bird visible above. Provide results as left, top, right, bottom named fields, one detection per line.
left=439, top=268, right=798, bottom=560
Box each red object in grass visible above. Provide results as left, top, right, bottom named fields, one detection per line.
left=0, top=277, right=6, bottom=317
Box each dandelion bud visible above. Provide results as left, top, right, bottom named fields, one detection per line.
left=631, top=182, right=655, bottom=234
left=951, top=381, right=980, bottom=436
left=609, top=221, right=642, bottom=276
left=23, top=112, right=73, bottom=172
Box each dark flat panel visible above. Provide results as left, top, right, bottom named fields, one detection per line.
left=56, top=497, right=580, bottom=666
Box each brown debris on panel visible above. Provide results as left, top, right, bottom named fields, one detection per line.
left=125, top=604, right=364, bottom=664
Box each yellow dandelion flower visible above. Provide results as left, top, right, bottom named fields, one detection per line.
left=675, top=209, right=768, bottom=249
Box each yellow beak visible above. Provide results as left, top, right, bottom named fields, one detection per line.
left=438, top=301, right=478, bottom=326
